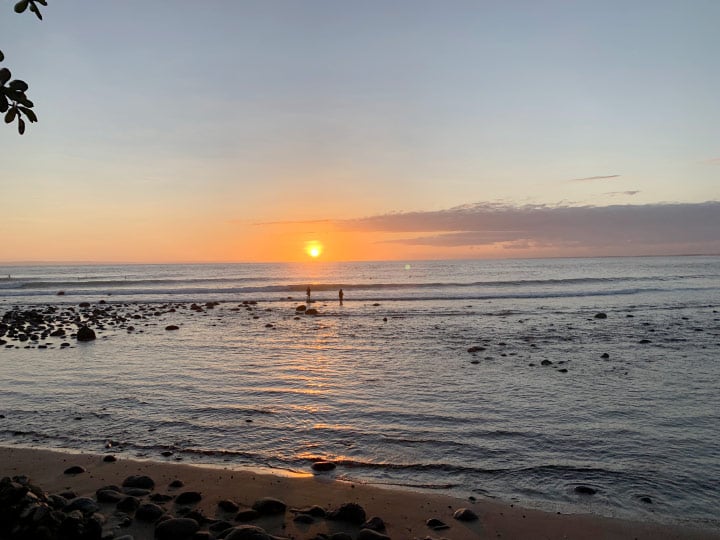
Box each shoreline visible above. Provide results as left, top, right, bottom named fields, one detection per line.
left=1, top=446, right=718, bottom=540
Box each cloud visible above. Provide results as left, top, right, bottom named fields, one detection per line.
left=569, top=174, right=621, bottom=182
left=604, top=190, right=640, bottom=197
left=703, top=157, right=720, bottom=165
left=335, top=201, right=720, bottom=254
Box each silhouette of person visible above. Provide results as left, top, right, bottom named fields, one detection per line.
left=338, top=289, right=344, bottom=305
left=306, top=286, right=311, bottom=303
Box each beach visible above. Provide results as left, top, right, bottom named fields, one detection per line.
left=1, top=258, right=719, bottom=536
left=2, top=446, right=719, bottom=540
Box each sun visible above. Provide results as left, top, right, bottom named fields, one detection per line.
left=305, top=241, right=323, bottom=259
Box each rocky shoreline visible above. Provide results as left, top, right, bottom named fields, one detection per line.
left=2, top=447, right=718, bottom=540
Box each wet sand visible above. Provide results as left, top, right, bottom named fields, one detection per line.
left=1, top=446, right=718, bottom=539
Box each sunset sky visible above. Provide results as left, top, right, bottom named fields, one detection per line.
left=1, top=1, right=718, bottom=262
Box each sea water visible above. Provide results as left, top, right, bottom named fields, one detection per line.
left=0, top=256, right=718, bottom=529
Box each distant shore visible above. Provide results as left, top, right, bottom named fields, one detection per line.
left=1, top=446, right=718, bottom=540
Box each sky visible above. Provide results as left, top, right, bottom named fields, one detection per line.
left=1, top=0, right=718, bottom=263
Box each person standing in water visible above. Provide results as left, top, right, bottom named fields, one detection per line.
left=306, top=286, right=311, bottom=304
left=338, top=288, right=344, bottom=305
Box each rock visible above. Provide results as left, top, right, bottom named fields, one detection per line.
left=150, top=493, right=174, bottom=503
left=639, top=339, right=652, bottom=344
left=293, top=513, right=315, bottom=524
left=640, top=496, right=653, bottom=504
left=79, top=302, right=91, bottom=308
left=169, top=479, right=184, bottom=488
left=209, top=520, right=234, bottom=533
left=235, top=508, right=260, bottom=522
left=540, top=359, right=553, bottom=366
left=311, top=461, right=336, bottom=472
left=123, top=487, right=151, bottom=497
left=122, top=475, right=155, bottom=490
left=66, top=497, right=100, bottom=514
left=251, top=497, right=286, bottom=515
left=305, top=308, right=318, bottom=315
left=76, top=326, right=96, bottom=341
left=467, top=346, right=486, bottom=353
left=558, top=368, right=568, bottom=373
left=295, top=305, right=307, bottom=312
left=362, top=516, right=386, bottom=531
left=175, top=491, right=202, bottom=505
left=155, top=517, right=200, bottom=540
left=600, top=353, right=610, bottom=359
left=225, top=524, right=274, bottom=540
left=574, top=485, right=597, bottom=495
left=165, top=325, right=180, bottom=331
left=328, top=502, right=366, bottom=524
left=329, top=533, right=353, bottom=540
left=357, top=530, right=390, bottom=540
left=453, top=507, right=478, bottom=521
left=296, top=505, right=326, bottom=517
left=96, top=489, right=123, bottom=503
left=103, top=455, right=117, bottom=462
left=218, top=499, right=240, bottom=512
left=64, top=465, right=86, bottom=475
left=426, top=518, right=449, bottom=530
left=117, top=496, right=140, bottom=513
left=135, top=502, right=164, bottom=521
left=594, top=312, right=607, bottom=319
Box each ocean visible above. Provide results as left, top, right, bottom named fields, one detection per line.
left=0, top=256, right=718, bottom=529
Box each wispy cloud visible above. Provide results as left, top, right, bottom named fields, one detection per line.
left=334, top=201, right=720, bottom=254
left=569, top=174, right=621, bottom=183
left=702, top=157, right=720, bottom=165
left=605, top=190, right=640, bottom=197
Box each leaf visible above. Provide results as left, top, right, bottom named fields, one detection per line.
left=9, top=80, right=29, bottom=92
left=18, top=118, right=26, bottom=135
left=14, top=0, right=29, bottom=13
left=4, top=108, right=17, bottom=124
left=19, top=106, right=37, bottom=122
left=29, top=2, right=43, bottom=20
left=0, top=50, right=4, bottom=62
left=36, top=0, right=48, bottom=5
left=0, top=94, right=8, bottom=113
left=0, top=68, right=11, bottom=86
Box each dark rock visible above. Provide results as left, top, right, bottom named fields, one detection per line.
left=209, top=520, right=234, bottom=533
left=311, top=461, right=336, bottom=472
left=122, top=474, right=155, bottom=490
left=295, top=305, right=307, bottom=312
left=135, top=502, right=164, bottom=521
left=66, top=497, right=100, bottom=514
left=117, top=496, right=140, bottom=513
left=574, top=485, right=597, bottom=495
left=453, top=507, right=478, bottom=521
left=150, top=493, right=174, bottom=503
left=594, top=312, right=607, bottom=319
left=293, top=513, right=314, bottom=524
left=328, top=502, right=366, bottom=524
left=600, top=353, right=610, bottom=359
left=251, top=497, right=286, bottom=515
left=165, top=325, right=180, bottom=331
left=225, top=525, right=274, bottom=540
left=155, top=517, right=200, bottom=539
left=169, top=479, right=184, bottom=488
left=639, top=339, right=652, bottom=344
left=76, top=326, right=96, bottom=341
left=235, top=508, right=260, bottom=522
left=296, top=505, right=326, bottom=517
left=558, top=368, right=568, bottom=373
left=63, top=465, right=86, bottom=475
left=640, top=496, right=653, bottom=504
left=96, top=489, right=123, bottom=503
left=123, top=487, right=151, bottom=497
left=426, top=518, right=449, bottom=530
left=357, top=530, right=390, bottom=540
left=218, top=499, right=240, bottom=512
left=540, top=359, right=553, bottom=366
left=362, top=516, right=385, bottom=531
left=467, top=346, right=486, bottom=353
left=79, top=302, right=91, bottom=308
left=103, top=455, right=117, bottom=462
left=329, top=533, right=353, bottom=540
left=175, top=491, right=202, bottom=505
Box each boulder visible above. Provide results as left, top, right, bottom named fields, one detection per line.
left=122, top=475, right=155, bottom=490
left=155, top=517, right=200, bottom=540
left=225, top=525, right=274, bottom=540
left=76, top=326, right=96, bottom=342
left=311, top=461, right=336, bottom=472
left=453, top=507, right=478, bottom=521
left=328, top=502, right=366, bottom=524
left=251, top=497, right=286, bottom=515
left=175, top=491, right=202, bottom=505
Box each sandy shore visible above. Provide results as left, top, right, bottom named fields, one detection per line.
left=1, top=446, right=717, bottom=540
